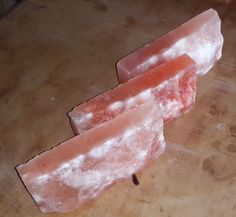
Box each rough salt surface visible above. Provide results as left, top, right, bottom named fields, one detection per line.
left=117, top=8, right=223, bottom=83
left=69, top=54, right=196, bottom=135
left=16, top=102, right=165, bottom=213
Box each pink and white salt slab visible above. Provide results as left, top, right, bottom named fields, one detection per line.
left=16, top=102, right=165, bottom=213
left=117, top=8, right=223, bottom=83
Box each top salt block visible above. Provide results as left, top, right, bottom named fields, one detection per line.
left=117, top=8, right=223, bottom=83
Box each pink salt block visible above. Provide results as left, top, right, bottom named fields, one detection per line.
left=16, top=102, right=165, bottom=213
left=117, top=8, right=223, bottom=83
left=69, top=54, right=196, bottom=135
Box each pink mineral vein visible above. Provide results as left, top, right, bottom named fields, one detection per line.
left=117, top=8, right=223, bottom=83
left=69, top=54, right=196, bottom=135
left=16, top=102, right=165, bottom=213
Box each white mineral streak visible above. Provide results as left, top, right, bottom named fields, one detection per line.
left=156, top=79, right=168, bottom=91
left=138, top=150, right=148, bottom=160
left=137, top=55, right=159, bottom=72
left=126, top=89, right=153, bottom=108
left=158, top=134, right=166, bottom=154
left=180, top=74, right=195, bottom=107
left=72, top=68, right=190, bottom=134
left=126, top=97, right=135, bottom=106
left=109, top=101, right=123, bottom=111
left=89, top=139, right=115, bottom=158
left=126, top=89, right=152, bottom=110
left=29, top=110, right=165, bottom=212
left=36, top=174, right=50, bottom=184
left=155, top=72, right=185, bottom=120
left=85, top=113, right=93, bottom=119
left=161, top=99, right=182, bottom=119
left=160, top=10, right=223, bottom=76
left=117, top=9, right=223, bottom=80
left=138, top=89, right=152, bottom=100
left=109, top=89, right=153, bottom=113
left=161, top=29, right=217, bottom=76
left=54, top=125, right=157, bottom=198
left=135, top=73, right=183, bottom=120
left=123, top=128, right=136, bottom=140
left=73, top=112, right=93, bottom=129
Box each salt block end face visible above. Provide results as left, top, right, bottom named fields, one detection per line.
left=68, top=111, right=81, bottom=135
left=116, top=8, right=223, bottom=83
left=116, top=62, right=131, bottom=84
left=16, top=101, right=165, bottom=213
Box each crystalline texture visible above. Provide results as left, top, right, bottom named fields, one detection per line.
left=117, top=8, right=223, bottom=83
left=16, top=102, right=165, bottom=213
left=69, top=54, right=196, bottom=135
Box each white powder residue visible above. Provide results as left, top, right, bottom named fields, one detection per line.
left=36, top=174, right=50, bottom=184
left=126, top=97, right=136, bottom=107
left=161, top=99, right=182, bottom=119
left=143, top=120, right=152, bottom=128
left=68, top=155, right=85, bottom=167
left=57, top=155, right=85, bottom=180
left=161, top=22, right=223, bottom=76
left=138, top=89, right=152, bottom=100
left=125, top=89, right=153, bottom=110
left=74, top=112, right=93, bottom=126
left=89, top=139, right=115, bottom=158
left=123, top=128, right=137, bottom=140
left=163, top=38, right=187, bottom=59
left=190, top=41, right=215, bottom=75
left=137, top=150, right=148, bottom=160
left=76, top=161, right=142, bottom=197
left=156, top=80, right=168, bottom=91
left=156, top=72, right=182, bottom=93
left=31, top=106, right=165, bottom=209
left=85, top=113, right=93, bottom=119
left=53, top=126, right=151, bottom=191
left=109, top=101, right=123, bottom=111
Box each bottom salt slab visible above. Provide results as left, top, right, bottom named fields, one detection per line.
left=16, top=101, right=165, bottom=213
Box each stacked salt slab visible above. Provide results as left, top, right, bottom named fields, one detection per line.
left=69, top=55, right=196, bottom=135
left=117, top=8, right=223, bottom=83
left=17, top=102, right=165, bottom=213
left=16, top=8, right=223, bottom=213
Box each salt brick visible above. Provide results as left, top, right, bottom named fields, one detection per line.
left=69, top=54, right=196, bottom=135
left=117, top=8, right=223, bottom=83
left=16, top=102, right=165, bottom=213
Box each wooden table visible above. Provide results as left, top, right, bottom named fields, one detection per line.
left=0, top=0, right=235, bottom=216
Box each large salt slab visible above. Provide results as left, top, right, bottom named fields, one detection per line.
left=16, top=102, right=165, bottom=213
left=69, top=54, right=196, bottom=135
left=117, top=8, right=223, bottom=83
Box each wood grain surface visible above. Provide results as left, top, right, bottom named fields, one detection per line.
left=0, top=0, right=235, bottom=216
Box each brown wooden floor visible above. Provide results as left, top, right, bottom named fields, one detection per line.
left=0, top=0, right=236, bottom=216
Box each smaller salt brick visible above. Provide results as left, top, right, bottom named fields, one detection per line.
left=69, top=54, right=196, bottom=135
left=16, top=102, right=165, bottom=213
left=117, top=8, right=223, bottom=83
